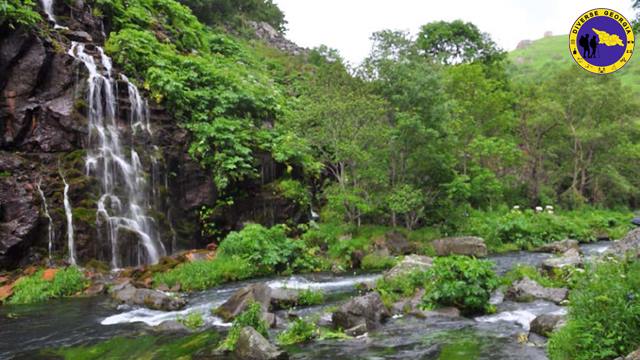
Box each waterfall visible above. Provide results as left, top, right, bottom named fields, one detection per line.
left=36, top=180, right=55, bottom=260
left=39, top=0, right=67, bottom=29
left=68, top=42, right=164, bottom=268
left=60, top=173, right=76, bottom=265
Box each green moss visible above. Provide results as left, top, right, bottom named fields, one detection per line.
left=297, top=289, right=325, bottom=306
left=0, top=170, right=11, bottom=177
left=361, top=253, right=397, bottom=271
left=49, top=332, right=220, bottom=359
left=72, top=207, right=97, bottom=224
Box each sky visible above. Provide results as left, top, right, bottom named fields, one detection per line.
left=272, top=0, right=636, bottom=65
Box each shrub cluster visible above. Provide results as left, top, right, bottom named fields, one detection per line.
left=548, top=259, right=640, bottom=360
left=219, top=303, right=268, bottom=351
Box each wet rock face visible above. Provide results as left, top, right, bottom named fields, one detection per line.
left=608, top=228, right=640, bottom=258
left=109, top=282, right=186, bottom=311
left=235, top=326, right=289, bottom=360
left=384, top=255, right=432, bottom=281
left=529, top=313, right=565, bottom=337
left=535, top=239, right=580, bottom=254
left=432, top=236, right=488, bottom=257
left=541, top=248, right=582, bottom=272
left=214, top=284, right=272, bottom=322
left=332, top=291, right=390, bottom=332
left=505, top=277, right=568, bottom=305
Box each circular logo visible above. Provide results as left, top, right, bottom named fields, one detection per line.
left=569, top=8, right=635, bottom=74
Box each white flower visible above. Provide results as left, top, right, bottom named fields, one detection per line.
left=513, top=205, right=520, bottom=210
left=535, top=206, right=543, bottom=212
left=545, top=205, right=554, bottom=210
left=547, top=210, right=554, bottom=214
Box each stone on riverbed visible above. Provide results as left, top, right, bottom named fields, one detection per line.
left=384, top=255, right=432, bottom=280
left=608, top=228, right=640, bottom=258
left=505, top=277, right=568, bottom=304
left=332, top=291, right=390, bottom=331
left=110, top=282, right=186, bottom=311
left=431, top=236, right=488, bottom=257
left=235, top=326, right=288, bottom=360
left=214, top=283, right=272, bottom=322
left=535, top=239, right=580, bottom=254
left=270, top=288, right=300, bottom=310
left=529, top=313, right=566, bottom=337
left=541, top=248, right=582, bottom=272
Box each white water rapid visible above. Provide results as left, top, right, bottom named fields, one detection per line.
left=60, top=173, right=76, bottom=265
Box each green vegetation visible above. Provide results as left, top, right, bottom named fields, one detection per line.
left=509, top=34, right=640, bottom=95
left=361, top=253, right=397, bottom=271
left=0, top=0, right=41, bottom=28
left=297, top=289, right=325, bottom=306
left=501, top=265, right=566, bottom=289
left=177, top=0, right=286, bottom=32
left=153, top=255, right=255, bottom=291
left=50, top=332, right=220, bottom=359
left=375, top=270, right=429, bottom=308
left=178, top=312, right=205, bottom=330
left=219, top=303, right=268, bottom=351
left=460, top=208, right=633, bottom=252
left=8, top=267, right=87, bottom=305
left=422, top=256, right=499, bottom=315
left=277, top=318, right=317, bottom=345
left=548, top=258, right=640, bottom=360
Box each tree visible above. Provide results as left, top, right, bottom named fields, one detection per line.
left=416, top=20, right=505, bottom=65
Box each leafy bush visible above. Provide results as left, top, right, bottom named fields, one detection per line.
left=422, top=256, right=498, bottom=315
left=0, top=0, right=41, bottom=28
left=178, top=311, right=205, bottom=329
left=218, top=224, right=303, bottom=274
left=219, top=303, right=268, bottom=351
left=297, top=289, right=324, bottom=306
left=375, top=270, right=430, bottom=308
left=274, top=179, right=310, bottom=207
left=277, top=318, right=317, bottom=345
left=153, top=256, right=256, bottom=291
left=548, top=259, right=640, bottom=360
left=8, top=267, right=87, bottom=304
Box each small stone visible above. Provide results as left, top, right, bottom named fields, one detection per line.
left=234, top=326, right=288, bottom=360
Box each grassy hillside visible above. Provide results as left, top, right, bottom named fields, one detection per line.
left=508, top=35, right=640, bottom=94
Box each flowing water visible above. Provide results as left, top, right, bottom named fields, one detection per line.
left=68, top=42, right=164, bottom=268
left=36, top=180, right=55, bottom=260
left=60, top=172, right=76, bottom=265
left=0, top=242, right=614, bottom=359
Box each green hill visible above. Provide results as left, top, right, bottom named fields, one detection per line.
left=508, top=35, right=640, bottom=94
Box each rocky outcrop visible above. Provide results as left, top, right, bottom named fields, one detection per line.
left=235, top=326, right=288, bottom=360
left=541, top=248, right=582, bottom=272
left=505, top=277, right=568, bottom=304
left=332, top=292, right=390, bottom=332
left=616, top=348, right=640, bottom=360
left=384, top=255, right=432, bottom=280
left=373, top=231, right=413, bottom=256
left=432, top=236, right=488, bottom=257
left=249, top=21, right=306, bottom=56
left=214, top=283, right=272, bottom=322
left=529, top=313, right=565, bottom=337
left=608, top=228, right=640, bottom=258
left=109, top=282, right=186, bottom=311
left=535, top=239, right=580, bottom=254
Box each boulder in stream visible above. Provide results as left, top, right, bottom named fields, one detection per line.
left=235, top=326, right=288, bottom=360
left=535, top=239, right=580, bottom=254
left=529, top=313, right=566, bottom=337
left=384, top=255, right=432, bottom=280
left=431, top=236, right=488, bottom=257
left=505, top=277, right=568, bottom=304
left=541, top=248, right=582, bottom=272
left=608, top=228, right=640, bottom=258
left=110, top=282, right=186, bottom=311
left=214, top=283, right=272, bottom=322
left=332, top=291, right=390, bottom=331
left=269, top=288, right=300, bottom=310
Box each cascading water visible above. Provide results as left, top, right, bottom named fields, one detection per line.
left=39, top=0, right=66, bottom=29
left=60, top=173, right=76, bottom=265
left=68, top=42, right=165, bottom=268
left=36, top=180, right=55, bottom=260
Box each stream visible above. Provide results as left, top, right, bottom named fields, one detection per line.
left=0, top=242, right=612, bottom=359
